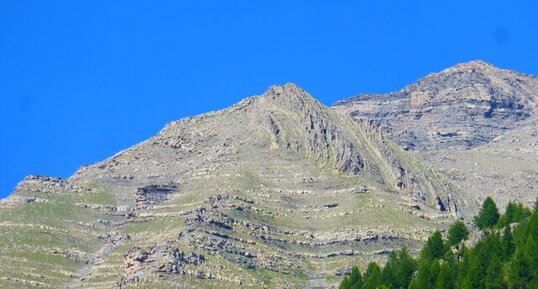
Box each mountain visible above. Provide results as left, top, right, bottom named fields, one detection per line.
left=0, top=84, right=472, bottom=288
left=334, top=60, right=538, bottom=150
left=334, top=61, right=538, bottom=208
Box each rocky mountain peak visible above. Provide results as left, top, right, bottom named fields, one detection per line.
left=402, top=60, right=537, bottom=105
left=71, top=83, right=366, bottom=190
left=234, top=83, right=321, bottom=114
left=265, top=82, right=306, bottom=98
left=448, top=60, right=497, bottom=72
left=334, top=61, right=538, bottom=150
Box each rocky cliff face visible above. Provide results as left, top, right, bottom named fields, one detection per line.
left=334, top=61, right=538, bottom=209
left=334, top=61, right=538, bottom=150
left=0, top=84, right=472, bottom=289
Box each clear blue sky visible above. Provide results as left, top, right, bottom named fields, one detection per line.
left=1, top=1, right=537, bottom=198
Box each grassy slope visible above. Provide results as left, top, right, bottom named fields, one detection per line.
left=0, top=188, right=120, bottom=288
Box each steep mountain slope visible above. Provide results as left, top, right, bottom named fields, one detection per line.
left=334, top=60, right=538, bottom=150
left=334, top=61, right=538, bottom=208
left=417, top=114, right=538, bottom=208
left=0, top=84, right=472, bottom=288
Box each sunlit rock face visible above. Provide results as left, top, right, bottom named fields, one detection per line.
left=334, top=60, right=538, bottom=150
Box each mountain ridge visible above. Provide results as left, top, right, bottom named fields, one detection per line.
left=334, top=60, right=538, bottom=150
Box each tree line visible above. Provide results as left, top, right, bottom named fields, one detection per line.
left=339, top=197, right=538, bottom=289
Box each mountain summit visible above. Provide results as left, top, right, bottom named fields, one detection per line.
left=334, top=60, right=538, bottom=150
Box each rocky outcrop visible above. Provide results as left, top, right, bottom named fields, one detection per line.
left=14, top=175, right=84, bottom=194
left=122, top=245, right=206, bottom=284
left=135, top=183, right=178, bottom=208
left=123, top=247, right=149, bottom=277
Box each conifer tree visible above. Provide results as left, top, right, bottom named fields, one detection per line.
left=340, top=276, right=351, bottom=289
left=485, top=256, right=507, bottom=289
left=409, top=260, right=440, bottom=289
left=455, top=245, right=470, bottom=289
left=507, top=249, right=532, bottom=288
left=349, top=266, right=363, bottom=289
left=447, top=220, right=470, bottom=246
left=501, top=225, right=515, bottom=260
left=475, top=197, right=500, bottom=230
left=362, top=263, right=382, bottom=289
left=461, top=235, right=503, bottom=289
left=498, top=201, right=531, bottom=228
left=381, top=252, right=398, bottom=287
left=522, top=235, right=538, bottom=283
left=421, top=231, right=445, bottom=260
left=395, top=248, right=416, bottom=289
left=434, top=262, right=456, bottom=289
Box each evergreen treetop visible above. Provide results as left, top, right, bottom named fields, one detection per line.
left=474, top=197, right=500, bottom=230
left=447, top=220, right=470, bottom=246
left=421, top=230, right=445, bottom=260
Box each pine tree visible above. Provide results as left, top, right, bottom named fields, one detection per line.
left=421, top=231, right=445, bottom=260
left=485, top=256, right=507, bottom=289
left=409, top=260, right=440, bottom=289
left=395, top=247, right=416, bottom=289
left=461, top=235, right=503, bottom=289
left=501, top=225, right=515, bottom=260
left=447, top=220, right=470, bottom=246
left=498, top=202, right=516, bottom=228
left=475, top=197, right=501, bottom=230
left=340, top=276, right=351, bottom=289
left=522, top=235, right=538, bottom=284
left=381, top=252, right=398, bottom=287
left=455, top=246, right=470, bottom=289
left=507, top=249, right=532, bottom=288
left=461, top=250, right=484, bottom=289
left=362, top=262, right=382, bottom=289
left=434, top=262, right=456, bottom=289
left=498, top=202, right=531, bottom=228
left=349, top=266, right=363, bottom=289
